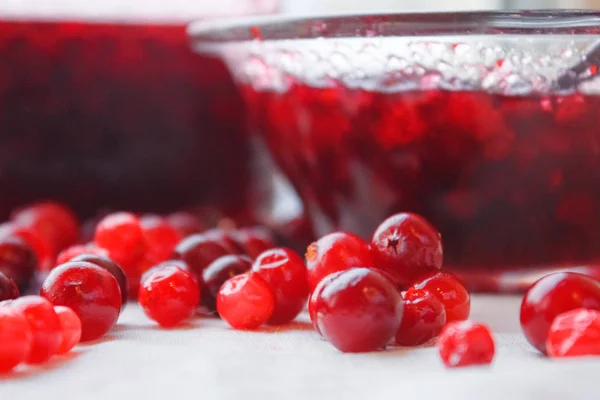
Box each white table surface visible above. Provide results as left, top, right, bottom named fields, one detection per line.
left=1, top=294, right=598, bottom=400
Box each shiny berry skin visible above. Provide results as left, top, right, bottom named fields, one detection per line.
left=139, top=265, right=200, bottom=327
left=56, top=243, right=109, bottom=265
left=438, top=321, right=495, bottom=368
left=309, top=267, right=403, bottom=353
left=70, top=254, right=128, bottom=306
left=140, top=215, right=181, bottom=265
left=520, top=272, right=600, bottom=354
left=217, top=273, right=275, bottom=330
left=40, top=262, right=122, bottom=342
left=395, top=288, right=446, bottom=346
left=9, top=296, right=62, bottom=364
left=546, top=308, right=600, bottom=358
left=172, top=233, right=233, bottom=276
left=11, top=201, right=79, bottom=254
left=305, top=232, right=374, bottom=292
left=0, top=222, right=53, bottom=270
left=232, top=227, right=276, bottom=259
left=167, top=212, right=204, bottom=237
left=0, top=271, right=19, bottom=301
left=411, top=272, right=470, bottom=322
left=94, top=212, right=144, bottom=266
left=252, top=248, right=308, bottom=325
left=371, top=213, right=443, bottom=286
left=203, top=228, right=245, bottom=254
left=53, top=306, right=82, bottom=354
left=201, top=255, right=252, bottom=313
left=0, top=306, right=32, bottom=372
left=0, top=237, right=37, bottom=293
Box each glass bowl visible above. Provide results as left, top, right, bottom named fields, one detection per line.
left=190, top=11, right=600, bottom=290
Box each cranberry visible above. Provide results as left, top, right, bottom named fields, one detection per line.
left=56, top=243, right=109, bottom=265
left=0, top=236, right=36, bottom=293
left=371, top=213, right=443, bottom=286
left=201, top=255, right=252, bottom=313
left=232, top=227, right=276, bottom=259
left=546, top=308, right=600, bottom=358
left=305, top=232, right=374, bottom=292
left=0, top=222, right=53, bottom=270
left=0, top=271, right=19, bottom=301
left=203, top=228, right=245, bottom=254
left=11, top=201, right=79, bottom=253
left=8, top=296, right=61, bottom=364
left=520, top=272, right=600, bottom=354
left=94, top=212, right=144, bottom=267
left=309, top=267, right=403, bottom=353
left=395, top=288, right=446, bottom=346
left=139, top=264, right=200, bottom=327
left=167, top=212, right=204, bottom=237
left=217, top=273, right=275, bottom=330
left=0, top=306, right=32, bottom=372
left=140, top=214, right=181, bottom=264
left=70, top=254, right=128, bottom=306
left=40, top=261, right=122, bottom=342
left=172, top=233, right=233, bottom=276
left=252, top=248, right=308, bottom=325
left=438, top=321, right=495, bottom=368
left=53, top=305, right=82, bottom=354
left=411, top=271, right=470, bottom=322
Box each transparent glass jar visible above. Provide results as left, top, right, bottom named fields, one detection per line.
left=190, top=11, right=600, bottom=290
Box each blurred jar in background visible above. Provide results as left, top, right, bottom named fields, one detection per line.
left=0, top=0, right=277, bottom=220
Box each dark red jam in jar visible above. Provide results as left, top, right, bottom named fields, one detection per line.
left=0, top=1, right=277, bottom=218
left=190, top=12, right=600, bottom=290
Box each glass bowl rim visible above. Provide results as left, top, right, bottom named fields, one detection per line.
left=189, top=10, right=600, bottom=46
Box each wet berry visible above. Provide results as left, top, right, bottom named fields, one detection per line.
left=547, top=308, right=600, bottom=358
left=520, top=272, right=600, bottom=354
left=252, top=248, right=308, bottom=325
left=56, top=243, right=109, bottom=265
left=0, top=306, right=32, bottom=372
left=172, top=233, right=233, bottom=277
left=305, top=232, right=374, bottom=292
left=0, top=237, right=36, bottom=294
left=41, top=261, right=122, bottom=342
left=438, top=321, right=495, bottom=368
left=411, top=271, right=470, bottom=322
left=140, top=214, right=181, bottom=264
left=9, top=296, right=61, bottom=364
left=395, top=288, right=446, bottom=346
left=0, top=271, right=19, bottom=301
left=53, top=305, right=82, bottom=354
left=201, top=255, right=252, bottom=313
left=217, top=273, right=275, bottom=330
left=70, top=254, right=128, bottom=306
left=309, top=267, right=403, bottom=353
left=371, top=213, right=443, bottom=286
left=139, top=264, right=200, bottom=327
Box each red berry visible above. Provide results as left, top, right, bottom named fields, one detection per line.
left=546, top=308, right=600, bottom=358
left=201, top=255, right=252, bottom=313
left=520, top=272, right=600, bottom=354
left=396, top=288, right=446, bottom=346
left=70, top=254, right=128, bottom=306
left=305, top=232, right=374, bottom=292
left=371, top=213, right=443, bottom=286
left=309, top=267, right=403, bottom=353
left=411, top=271, right=470, bottom=322
left=0, top=306, right=32, bottom=372
left=94, top=212, right=144, bottom=267
left=139, top=265, right=200, bottom=327
left=438, top=321, right=495, bottom=368
left=11, top=201, right=79, bottom=253
left=0, top=222, right=53, bottom=270
left=217, top=273, right=275, bottom=330
left=56, top=243, right=109, bottom=265
left=172, top=233, right=233, bottom=276
left=203, top=228, right=245, bottom=254
left=167, top=212, right=204, bottom=237
left=0, top=271, right=19, bottom=301
left=53, top=305, right=82, bottom=354
left=140, top=214, right=181, bottom=264
left=232, top=227, right=276, bottom=259
left=0, top=237, right=37, bottom=293
left=40, top=262, right=122, bottom=342
left=9, top=296, right=62, bottom=364
left=252, top=248, right=308, bottom=325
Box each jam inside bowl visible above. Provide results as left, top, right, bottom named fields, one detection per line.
left=190, top=11, right=600, bottom=290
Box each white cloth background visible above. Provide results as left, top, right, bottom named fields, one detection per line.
left=1, top=295, right=598, bottom=399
